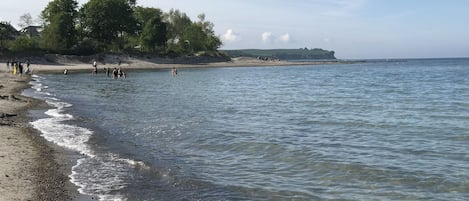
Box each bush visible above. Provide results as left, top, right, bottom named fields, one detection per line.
left=71, top=39, right=98, bottom=56
left=9, top=36, right=39, bottom=53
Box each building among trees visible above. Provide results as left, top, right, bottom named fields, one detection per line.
left=20, top=26, right=43, bottom=38
left=1, top=0, right=222, bottom=56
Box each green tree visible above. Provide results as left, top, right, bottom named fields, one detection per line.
left=0, top=22, right=18, bottom=49
left=41, top=0, right=79, bottom=52
left=126, top=0, right=136, bottom=7
left=10, top=36, right=39, bottom=53
left=140, top=15, right=167, bottom=52
left=134, top=7, right=167, bottom=52
left=195, top=14, right=222, bottom=51
left=80, top=0, right=137, bottom=51
left=134, top=6, right=163, bottom=30
left=180, top=24, right=206, bottom=52
left=179, top=14, right=222, bottom=53
left=18, top=13, right=34, bottom=29
left=164, top=9, right=192, bottom=51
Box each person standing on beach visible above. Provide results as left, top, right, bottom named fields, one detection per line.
left=25, top=59, right=30, bottom=74
left=112, top=68, right=118, bottom=79
left=6, top=60, right=10, bottom=72
left=13, top=62, right=17, bottom=75
left=92, top=60, right=98, bottom=75
left=18, top=62, right=23, bottom=77
left=117, top=68, right=124, bottom=78
left=24, top=60, right=30, bottom=74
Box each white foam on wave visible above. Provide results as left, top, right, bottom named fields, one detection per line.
left=71, top=157, right=128, bottom=201
left=71, top=152, right=150, bottom=201
left=30, top=76, right=53, bottom=97
left=31, top=84, right=42, bottom=92
left=30, top=81, right=43, bottom=91
left=28, top=75, right=149, bottom=201
left=117, top=157, right=149, bottom=169
left=31, top=118, right=94, bottom=156
left=30, top=93, right=94, bottom=156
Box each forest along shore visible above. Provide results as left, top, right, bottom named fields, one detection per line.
left=0, top=70, right=74, bottom=200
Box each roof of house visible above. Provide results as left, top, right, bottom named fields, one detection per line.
left=20, top=26, right=43, bottom=37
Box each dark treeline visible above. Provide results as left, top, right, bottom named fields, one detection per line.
left=0, top=0, right=222, bottom=56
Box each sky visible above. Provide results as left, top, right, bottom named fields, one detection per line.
left=1, top=0, right=469, bottom=59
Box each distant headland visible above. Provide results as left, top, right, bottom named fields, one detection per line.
left=221, top=48, right=336, bottom=60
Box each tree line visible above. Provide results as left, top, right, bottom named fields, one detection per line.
left=0, top=0, right=222, bottom=56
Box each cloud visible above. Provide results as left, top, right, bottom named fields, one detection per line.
left=222, top=29, right=240, bottom=42
left=262, top=32, right=273, bottom=43
left=261, top=32, right=292, bottom=44
left=278, top=33, right=290, bottom=43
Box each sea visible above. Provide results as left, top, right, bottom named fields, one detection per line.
left=24, top=58, right=469, bottom=201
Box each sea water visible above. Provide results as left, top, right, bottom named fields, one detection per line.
left=25, top=59, right=469, bottom=201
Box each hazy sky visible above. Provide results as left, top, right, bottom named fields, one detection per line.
left=1, top=0, right=468, bottom=59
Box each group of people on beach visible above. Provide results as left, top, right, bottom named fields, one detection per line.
left=5, top=59, right=31, bottom=76
left=109, top=67, right=127, bottom=79
left=62, top=59, right=180, bottom=78
left=88, top=60, right=127, bottom=79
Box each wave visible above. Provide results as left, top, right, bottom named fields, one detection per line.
left=28, top=75, right=148, bottom=201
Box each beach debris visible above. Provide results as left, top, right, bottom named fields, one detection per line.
left=9, top=95, right=20, bottom=101
left=0, top=121, right=12, bottom=126
left=0, top=95, right=12, bottom=100
left=0, top=94, right=23, bottom=101
left=0, top=113, right=17, bottom=118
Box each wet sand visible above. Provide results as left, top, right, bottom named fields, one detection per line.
left=0, top=71, right=73, bottom=200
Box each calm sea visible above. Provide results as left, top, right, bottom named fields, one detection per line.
left=25, top=59, right=469, bottom=201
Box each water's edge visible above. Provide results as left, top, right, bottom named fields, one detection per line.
left=24, top=60, right=469, bottom=200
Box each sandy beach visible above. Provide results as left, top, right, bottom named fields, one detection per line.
left=0, top=55, right=349, bottom=200
left=28, top=55, right=348, bottom=74
left=0, top=70, right=73, bottom=200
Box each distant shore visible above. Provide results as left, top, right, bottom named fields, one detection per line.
left=20, top=55, right=356, bottom=74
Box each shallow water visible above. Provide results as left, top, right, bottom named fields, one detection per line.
left=26, top=59, right=469, bottom=200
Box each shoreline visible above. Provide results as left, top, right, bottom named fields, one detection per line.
left=27, top=56, right=357, bottom=74
left=0, top=71, right=74, bottom=200
left=0, top=56, right=355, bottom=201
left=1, top=57, right=467, bottom=200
